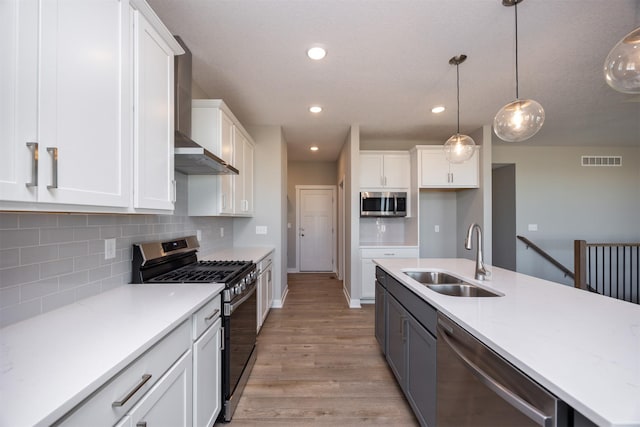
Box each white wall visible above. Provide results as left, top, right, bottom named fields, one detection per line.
left=338, top=125, right=361, bottom=307
left=492, top=144, right=640, bottom=285
left=236, top=125, right=288, bottom=305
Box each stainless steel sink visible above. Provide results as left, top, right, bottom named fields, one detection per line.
left=426, top=284, right=500, bottom=297
left=403, top=271, right=464, bottom=284
left=403, top=270, right=502, bottom=297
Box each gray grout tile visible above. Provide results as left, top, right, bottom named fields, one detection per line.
left=40, top=228, right=75, bottom=245
left=0, top=265, right=40, bottom=288
left=58, top=214, right=88, bottom=227
left=19, top=213, right=59, bottom=228
left=0, top=214, right=19, bottom=229
left=41, top=289, right=76, bottom=315
left=0, top=248, right=20, bottom=269
left=40, top=259, right=74, bottom=279
left=21, top=279, right=59, bottom=301
left=0, top=229, right=39, bottom=249
left=59, top=271, right=89, bottom=290
left=20, top=244, right=59, bottom=265
left=0, top=286, right=20, bottom=308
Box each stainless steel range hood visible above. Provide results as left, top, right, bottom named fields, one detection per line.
left=174, top=37, right=238, bottom=175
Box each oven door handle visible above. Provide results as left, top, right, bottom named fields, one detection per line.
left=437, top=323, right=552, bottom=427
left=228, top=283, right=257, bottom=315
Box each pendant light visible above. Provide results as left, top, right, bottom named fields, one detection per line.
left=443, top=55, right=476, bottom=164
left=604, top=27, right=640, bottom=94
left=493, top=0, right=544, bottom=143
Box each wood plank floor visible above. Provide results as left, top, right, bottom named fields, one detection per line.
left=227, top=273, right=418, bottom=426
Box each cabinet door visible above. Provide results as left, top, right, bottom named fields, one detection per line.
left=386, top=295, right=406, bottom=388
left=125, top=350, right=193, bottom=427
left=360, top=153, right=384, bottom=188
left=266, top=264, right=273, bottom=313
left=257, top=269, right=265, bottom=332
left=242, top=139, right=254, bottom=214
left=449, top=149, right=479, bottom=188
left=406, top=315, right=437, bottom=427
left=361, top=258, right=376, bottom=300
left=0, top=0, right=38, bottom=202
left=38, top=0, right=130, bottom=207
left=193, top=318, right=222, bottom=427
left=374, top=280, right=386, bottom=352
left=383, top=153, right=410, bottom=188
left=419, top=149, right=450, bottom=187
left=133, top=8, right=175, bottom=210
left=233, top=133, right=245, bottom=214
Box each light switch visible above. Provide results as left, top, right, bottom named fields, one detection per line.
left=196, top=229, right=202, bottom=241
left=256, top=226, right=267, bottom=235
left=220, top=227, right=224, bottom=237
left=528, top=224, right=538, bottom=231
left=434, top=225, right=440, bottom=233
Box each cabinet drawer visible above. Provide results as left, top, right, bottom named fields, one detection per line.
left=56, top=320, right=190, bottom=427
left=361, top=247, right=419, bottom=258
left=192, top=294, right=222, bottom=340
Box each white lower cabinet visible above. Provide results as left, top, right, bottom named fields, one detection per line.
left=360, top=247, right=419, bottom=302
left=57, top=320, right=191, bottom=426
left=55, top=292, right=224, bottom=427
left=116, top=350, right=193, bottom=427
left=257, top=251, right=274, bottom=333
left=192, top=313, right=222, bottom=426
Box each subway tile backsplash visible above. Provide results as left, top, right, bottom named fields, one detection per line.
left=0, top=211, right=233, bottom=327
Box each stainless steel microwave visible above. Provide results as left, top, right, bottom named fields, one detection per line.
left=360, top=192, right=407, bottom=217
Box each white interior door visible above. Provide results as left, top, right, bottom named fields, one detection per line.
left=299, top=188, right=334, bottom=272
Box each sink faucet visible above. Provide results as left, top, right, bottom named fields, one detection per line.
left=465, top=223, right=490, bottom=281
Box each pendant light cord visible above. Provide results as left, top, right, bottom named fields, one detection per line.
left=456, top=62, right=460, bottom=134
left=514, top=1, right=519, bottom=99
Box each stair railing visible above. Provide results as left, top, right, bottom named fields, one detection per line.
left=516, top=235, right=574, bottom=279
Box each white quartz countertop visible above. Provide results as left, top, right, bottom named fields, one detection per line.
left=0, top=283, right=224, bottom=427
left=374, top=258, right=640, bottom=427
left=200, top=246, right=274, bottom=263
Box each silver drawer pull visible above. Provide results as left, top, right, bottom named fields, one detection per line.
left=112, top=374, right=152, bottom=407
left=204, top=309, right=220, bottom=321
left=46, top=147, right=58, bottom=189
left=25, top=142, right=38, bottom=187
left=136, top=422, right=147, bottom=427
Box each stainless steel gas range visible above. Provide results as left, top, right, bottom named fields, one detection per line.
left=131, top=236, right=257, bottom=422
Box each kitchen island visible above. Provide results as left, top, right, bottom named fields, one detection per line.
left=375, top=258, right=640, bottom=427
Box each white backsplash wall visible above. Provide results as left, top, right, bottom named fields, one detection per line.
left=0, top=173, right=234, bottom=327
left=360, top=217, right=406, bottom=245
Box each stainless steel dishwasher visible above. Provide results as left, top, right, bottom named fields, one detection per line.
left=436, top=314, right=569, bottom=427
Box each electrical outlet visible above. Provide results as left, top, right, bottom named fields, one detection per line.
left=220, top=227, right=224, bottom=237
left=105, top=238, right=116, bottom=260
left=196, top=229, right=202, bottom=241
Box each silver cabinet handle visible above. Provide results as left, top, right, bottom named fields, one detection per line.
left=438, top=325, right=552, bottom=427
left=46, top=147, right=58, bottom=189
left=112, top=374, right=152, bottom=407
left=204, top=308, right=220, bottom=321
left=25, top=142, right=38, bottom=187
left=136, top=422, right=147, bottom=427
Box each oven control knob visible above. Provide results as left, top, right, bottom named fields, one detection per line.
left=233, top=285, right=241, bottom=295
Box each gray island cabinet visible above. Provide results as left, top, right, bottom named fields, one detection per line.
left=375, top=266, right=436, bottom=427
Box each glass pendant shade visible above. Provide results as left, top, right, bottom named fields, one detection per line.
left=493, top=98, right=545, bottom=142
left=604, top=27, right=640, bottom=94
left=444, top=133, right=476, bottom=163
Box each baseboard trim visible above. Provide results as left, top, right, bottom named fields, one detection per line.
left=272, top=286, right=289, bottom=308
left=342, top=286, right=361, bottom=308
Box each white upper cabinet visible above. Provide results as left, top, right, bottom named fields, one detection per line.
left=0, top=0, right=181, bottom=213
left=189, top=99, right=255, bottom=217
left=360, top=152, right=410, bottom=189
left=417, top=146, right=479, bottom=188
left=132, top=5, right=176, bottom=210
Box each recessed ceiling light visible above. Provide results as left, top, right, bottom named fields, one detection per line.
left=432, top=106, right=446, bottom=114
left=307, top=46, right=327, bottom=60
left=309, top=106, right=322, bottom=113
left=310, top=146, right=319, bottom=151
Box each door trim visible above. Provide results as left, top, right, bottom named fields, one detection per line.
left=295, top=185, right=337, bottom=273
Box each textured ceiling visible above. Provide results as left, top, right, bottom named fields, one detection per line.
left=148, top=0, right=640, bottom=161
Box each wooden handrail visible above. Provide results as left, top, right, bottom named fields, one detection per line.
left=516, top=235, right=575, bottom=279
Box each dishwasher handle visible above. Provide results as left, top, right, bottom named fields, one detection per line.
left=437, top=323, right=552, bottom=427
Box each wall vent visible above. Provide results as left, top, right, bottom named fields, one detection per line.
left=581, top=156, right=622, bottom=167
